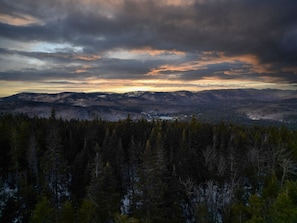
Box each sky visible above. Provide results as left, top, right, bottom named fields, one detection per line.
left=0, top=0, right=297, bottom=97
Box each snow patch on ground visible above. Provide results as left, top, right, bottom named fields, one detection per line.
left=245, top=111, right=285, bottom=121
left=0, top=182, right=17, bottom=218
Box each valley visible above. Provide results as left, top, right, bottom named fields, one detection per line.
left=1, top=89, right=296, bottom=128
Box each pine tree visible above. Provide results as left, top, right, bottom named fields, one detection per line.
left=137, top=133, right=168, bottom=222
left=42, top=126, right=70, bottom=213
left=78, top=199, right=97, bottom=223
left=27, top=133, right=39, bottom=187
left=59, top=200, right=75, bottom=223
left=269, top=181, right=297, bottom=223
left=30, top=196, right=55, bottom=223
left=88, top=145, right=121, bottom=222
left=121, top=135, right=141, bottom=216
left=245, top=194, right=265, bottom=223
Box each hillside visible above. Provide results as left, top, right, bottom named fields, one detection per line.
left=1, top=89, right=297, bottom=127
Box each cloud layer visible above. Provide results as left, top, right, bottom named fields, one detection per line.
left=0, top=0, right=297, bottom=95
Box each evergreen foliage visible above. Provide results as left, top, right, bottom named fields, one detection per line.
left=0, top=114, right=297, bottom=222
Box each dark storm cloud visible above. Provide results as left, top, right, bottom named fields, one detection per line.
left=0, top=48, right=157, bottom=81
left=3, top=0, right=297, bottom=56
left=0, top=70, right=69, bottom=81
left=0, top=0, right=68, bottom=20
left=91, top=58, right=155, bottom=79
left=156, top=61, right=253, bottom=81
left=0, top=0, right=297, bottom=85
left=0, top=22, right=63, bottom=43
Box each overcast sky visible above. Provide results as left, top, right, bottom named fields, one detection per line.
left=0, top=0, right=297, bottom=96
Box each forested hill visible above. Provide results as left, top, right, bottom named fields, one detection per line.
left=1, top=114, right=297, bottom=222
left=1, top=89, right=297, bottom=128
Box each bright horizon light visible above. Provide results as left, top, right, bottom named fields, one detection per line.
left=1, top=0, right=297, bottom=97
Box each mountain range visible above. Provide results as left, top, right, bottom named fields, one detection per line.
left=1, top=89, right=297, bottom=127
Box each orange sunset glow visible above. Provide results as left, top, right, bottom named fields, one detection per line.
left=0, top=0, right=296, bottom=97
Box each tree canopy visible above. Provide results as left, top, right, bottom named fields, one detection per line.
left=0, top=114, right=297, bottom=222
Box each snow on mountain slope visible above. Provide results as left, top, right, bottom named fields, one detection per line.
left=1, top=89, right=296, bottom=126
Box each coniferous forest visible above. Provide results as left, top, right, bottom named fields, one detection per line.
left=1, top=113, right=297, bottom=223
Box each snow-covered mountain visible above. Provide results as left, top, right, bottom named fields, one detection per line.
left=1, top=89, right=297, bottom=126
